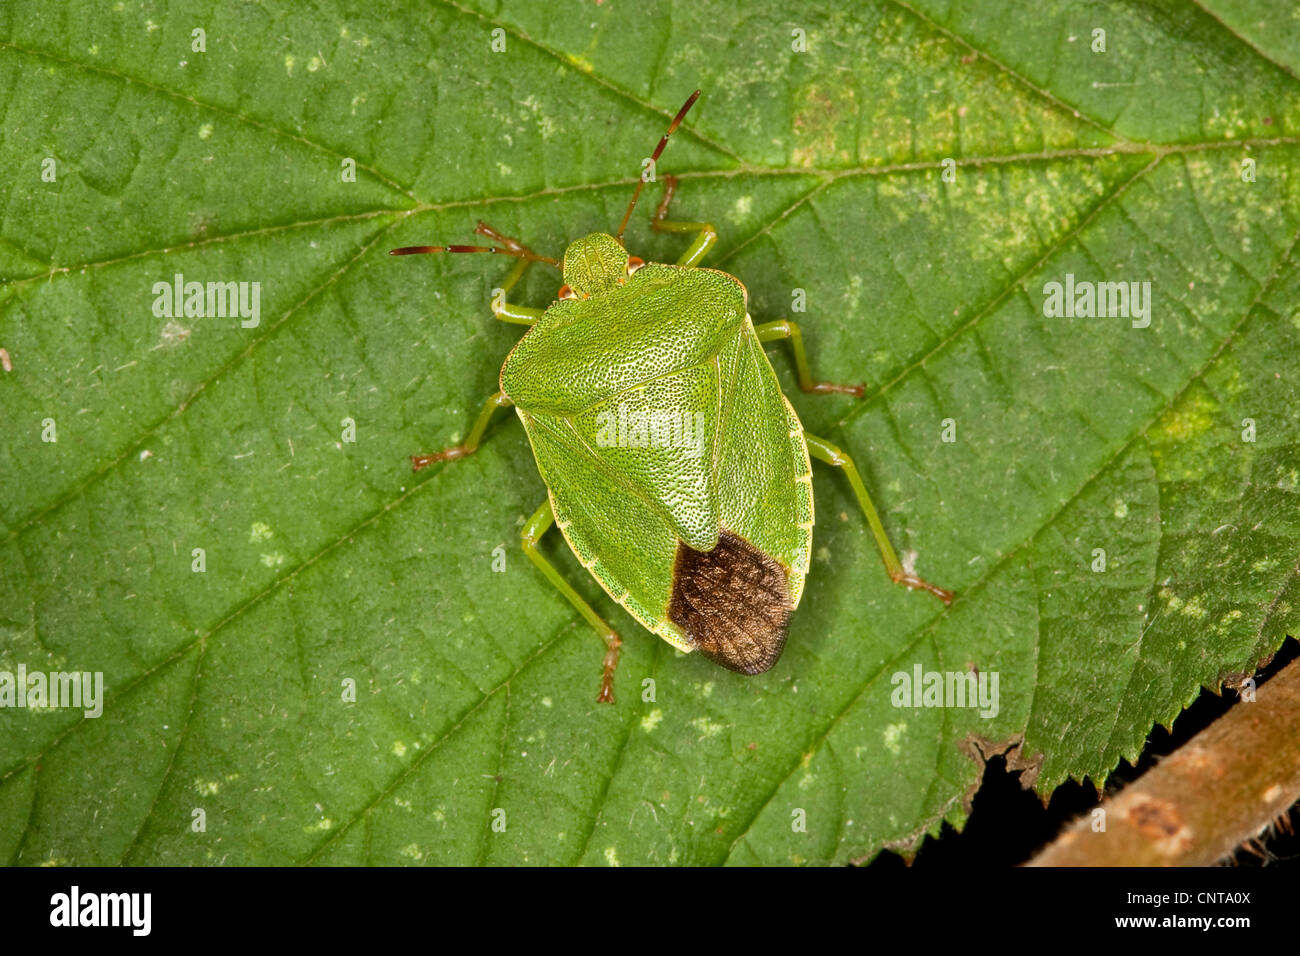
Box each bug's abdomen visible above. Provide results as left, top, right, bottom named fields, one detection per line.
left=667, top=529, right=792, bottom=674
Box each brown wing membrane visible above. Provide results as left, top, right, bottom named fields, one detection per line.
left=668, top=529, right=792, bottom=674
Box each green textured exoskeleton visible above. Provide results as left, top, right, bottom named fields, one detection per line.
left=392, top=91, right=952, bottom=702
left=504, top=232, right=812, bottom=673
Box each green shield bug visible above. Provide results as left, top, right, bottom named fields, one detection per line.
left=392, top=90, right=952, bottom=703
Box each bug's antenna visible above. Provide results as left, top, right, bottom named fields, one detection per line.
left=391, top=221, right=560, bottom=268
left=614, top=90, right=701, bottom=244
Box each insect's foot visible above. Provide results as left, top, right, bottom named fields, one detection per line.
left=596, top=633, right=623, bottom=704
left=804, top=381, right=866, bottom=398
left=411, top=447, right=468, bottom=471
left=892, top=570, right=954, bottom=606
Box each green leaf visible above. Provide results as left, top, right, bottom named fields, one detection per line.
left=1, top=0, right=1297, bottom=866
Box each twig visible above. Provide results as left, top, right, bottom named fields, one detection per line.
left=1028, top=653, right=1300, bottom=866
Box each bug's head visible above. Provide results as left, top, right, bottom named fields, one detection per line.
left=561, top=233, right=631, bottom=298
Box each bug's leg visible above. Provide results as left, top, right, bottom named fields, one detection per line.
left=478, top=223, right=547, bottom=325
left=521, top=499, right=623, bottom=703
left=754, top=320, right=865, bottom=397
left=490, top=257, right=545, bottom=325
left=650, top=175, right=717, bottom=267
left=411, top=391, right=512, bottom=471
left=803, top=432, right=954, bottom=605
left=392, top=220, right=557, bottom=322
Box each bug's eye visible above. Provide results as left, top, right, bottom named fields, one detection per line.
left=557, top=284, right=576, bottom=300
left=627, top=256, right=645, bottom=275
